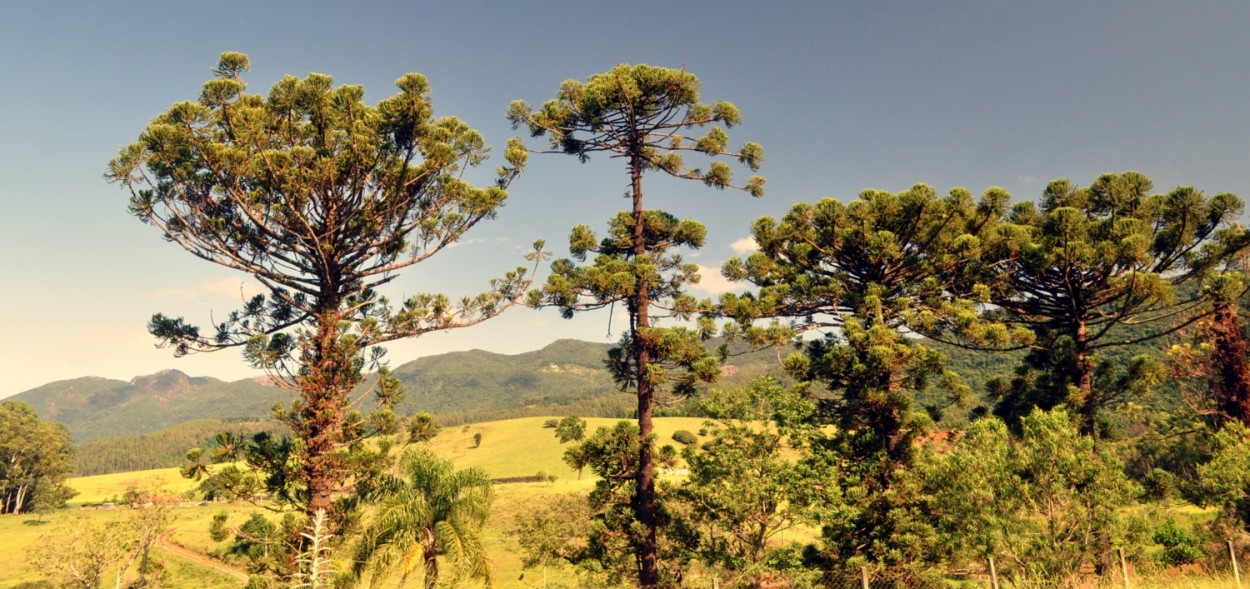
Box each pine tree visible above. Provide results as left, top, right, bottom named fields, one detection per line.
left=108, top=52, right=537, bottom=517
left=509, top=64, right=763, bottom=587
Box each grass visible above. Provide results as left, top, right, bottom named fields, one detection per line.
left=5, top=415, right=1248, bottom=588
left=0, top=505, right=242, bottom=589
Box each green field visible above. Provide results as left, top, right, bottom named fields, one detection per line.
left=2, top=415, right=1245, bottom=588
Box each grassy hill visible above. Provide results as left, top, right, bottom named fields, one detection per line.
left=11, top=338, right=792, bottom=445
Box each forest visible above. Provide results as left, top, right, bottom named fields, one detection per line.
left=5, top=52, right=1250, bottom=589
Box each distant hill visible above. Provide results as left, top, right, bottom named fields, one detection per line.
left=9, top=371, right=288, bottom=443
left=12, top=338, right=792, bottom=444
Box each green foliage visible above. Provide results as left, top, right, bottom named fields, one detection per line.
left=1153, top=518, right=1200, bottom=567
left=76, top=418, right=280, bottom=476
left=929, top=409, right=1143, bottom=579
left=513, top=493, right=592, bottom=572
left=677, top=378, right=816, bottom=579
left=983, top=172, right=1247, bottom=434
left=1196, top=420, right=1250, bottom=532
left=670, top=430, right=697, bottom=446
left=0, top=401, right=76, bottom=515
left=513, top=63, right=765, bottom=585
left=724, top=184, right=1012, bottom=586
left=407, top=411, right=440, bottom=444
left=543, top=419, right=560, bottom=428
left=507, top=64, right=764, bottom=196
left=27, top=511, right=135, bottom=588
left=551, top=421, right=689, bottom=585
left=554, top=416, right=587, bottom=443
left=108, top=51, right=537, bottom=518
left=353, top=448, right=493, bottom=589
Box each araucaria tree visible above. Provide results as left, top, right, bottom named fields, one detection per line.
left=723, top=184, right=1014, bottom=584
left=984, top=172, right=1246, bottom=435
left=509, top=64, right=763, bottom=587
left=107, top=52, right=535, bottom=518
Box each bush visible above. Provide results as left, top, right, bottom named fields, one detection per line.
left=543, top=419, right=560, bottom=428
left=1153, top=518, right=1199, bottom=567
left=672, top=430, right=697, bottom=445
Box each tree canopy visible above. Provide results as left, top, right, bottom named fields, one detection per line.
left=0, top=401, right=75, bottom=516
left=107, top=51, right=537, bottom=518
left=983, top=172, right=1247, bottom=434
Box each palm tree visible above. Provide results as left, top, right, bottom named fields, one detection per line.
left=352, top=448, right=493, bottom=588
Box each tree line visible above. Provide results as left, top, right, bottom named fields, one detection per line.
left=91, top=52, right=1250, bottom=588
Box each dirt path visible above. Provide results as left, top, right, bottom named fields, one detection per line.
left=157, top=532, right=249, bottom=583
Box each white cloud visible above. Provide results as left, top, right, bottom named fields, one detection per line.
left=690, top=264, right=741, bottom=296
left=729, top=236, right=758, bottom=254
left=445, top=237, right=486, bottom=250
left=1017, top=174, right=1040, bottom=184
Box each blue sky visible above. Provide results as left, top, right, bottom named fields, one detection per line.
left=2, top=1, right=1248, bottom=396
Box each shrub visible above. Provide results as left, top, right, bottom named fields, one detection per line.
left=1153, top=518, right=1199, bottom=567
left=672, top=430, right=697, bottom=445
left=543, top=419, right=560, bottom=428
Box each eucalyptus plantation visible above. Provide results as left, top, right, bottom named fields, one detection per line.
left=509, top=64, right=763, bottom=587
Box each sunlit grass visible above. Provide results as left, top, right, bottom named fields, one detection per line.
left=6, top=416, right=1246, bottom=588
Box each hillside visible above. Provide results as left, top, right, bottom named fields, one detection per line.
left=11, top=338, right=791, bottom=444
left=9, top=371, right=288, bottom=443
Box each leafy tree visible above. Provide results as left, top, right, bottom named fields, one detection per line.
left=107, top=52, right=536, bottom=519
left=929, top=410, right=1142, bottom=581
left=513, top=493, right=592, bottom=578
left=352, top=448, right=493, bottom=589
left=677, top=378, right=817, bottom=584
left=28, top=512, right=134, bottom=589
left=723, top=184, right=1011, bottom=584
left=510, top=63, right=763, bottom=587
left=0, top=401, right=76, bottom=515
left=982, top=172, right=1246, bottom=435
left=1196, top=419, right=1250, bottom=535
left=554, top=415, right=586, bottom=443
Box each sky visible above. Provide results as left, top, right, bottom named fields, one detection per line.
left=2, top=1, right=1249, bottom=397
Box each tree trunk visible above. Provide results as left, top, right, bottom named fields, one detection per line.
left=298, top=305, right=352, bottom=517
left=424, top=546, right=439, bottom=589
left=12, top=483, right=27, bottom=516
left=1211, top=301, right=1250, bottom=426
left=629, top=150, right=662, bottom=589
left=1075, top=321, right=1097, bottom=437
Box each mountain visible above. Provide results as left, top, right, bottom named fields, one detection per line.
left=11, top=338, right=793, bottom=444
left=9, top=371, right=289, bottom=443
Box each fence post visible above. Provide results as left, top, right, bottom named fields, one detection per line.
left=1231, top=540, right=1242, bottom=588
left=988, top=555, right=1000, bottom=589
left=1118, top=547, right=1130, bottom=589
left=861, top=566, right=870, bottom=589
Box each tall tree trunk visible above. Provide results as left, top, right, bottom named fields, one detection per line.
left=629, top=151, right=661, bottom=589
left=1075, top=321, right=1097, bottom=436
left=299, top=304, right=351, bottom=517
left=1211, top=301, right=1250, bottom=426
